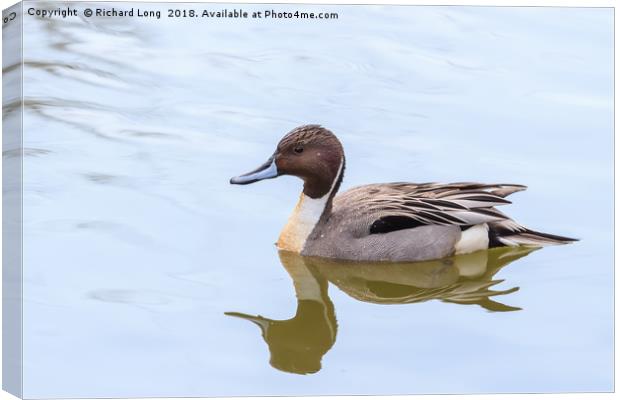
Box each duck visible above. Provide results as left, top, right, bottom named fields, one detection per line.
left=230, top=125, right=577, bottom=262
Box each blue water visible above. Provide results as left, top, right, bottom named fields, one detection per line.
left=12, top=2, right=613, bottom=397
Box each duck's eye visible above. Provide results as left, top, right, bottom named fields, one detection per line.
left=294, top=146, right=304, bottom=154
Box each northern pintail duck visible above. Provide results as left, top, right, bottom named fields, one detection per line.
left=230, top=125, right=577, bottom=262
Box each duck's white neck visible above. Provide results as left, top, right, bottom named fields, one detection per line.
left=276, top=161, right=343, bottom=253
left=276, top=193, right=330, bottom=253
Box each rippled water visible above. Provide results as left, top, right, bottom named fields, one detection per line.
left=9, top=2, right=613, bottom=397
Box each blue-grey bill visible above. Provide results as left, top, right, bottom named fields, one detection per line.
left=230, top=156, right=279, bottom=185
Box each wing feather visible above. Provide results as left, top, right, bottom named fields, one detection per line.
left=334, top=182, right=526, bottom=235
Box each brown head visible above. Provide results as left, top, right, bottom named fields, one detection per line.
left=230, top=125, right=345, bottom=199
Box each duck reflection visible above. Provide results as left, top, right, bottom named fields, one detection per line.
left=226, top=247, right=536, bottom=375
left=227, top=251, right=336, bottom=374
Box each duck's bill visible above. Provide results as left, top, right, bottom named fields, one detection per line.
left=230, top=156, right=279, bottom=185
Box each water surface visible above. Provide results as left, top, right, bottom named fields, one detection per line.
left=13, top=3, right=613, bottom=397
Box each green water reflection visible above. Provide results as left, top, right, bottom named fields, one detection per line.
left=227, top=247, right=536, bottom=375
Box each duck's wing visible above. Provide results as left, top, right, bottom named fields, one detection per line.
left=333, top=182, right=527, bottom=235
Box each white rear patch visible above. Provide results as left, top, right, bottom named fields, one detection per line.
left=454, top=223, right=490, bottom=255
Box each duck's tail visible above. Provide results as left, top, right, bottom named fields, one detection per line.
left=489, top=220, right=578, bottom=248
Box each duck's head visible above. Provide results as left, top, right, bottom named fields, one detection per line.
left=230, top=125, right=345, bottom=199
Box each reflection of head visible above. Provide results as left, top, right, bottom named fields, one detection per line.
left=266, top=300, right=336, bottom=374
left=226, top=283, right=337, bottom=375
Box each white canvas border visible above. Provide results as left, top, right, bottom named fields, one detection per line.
left=0, top=1, right=615, bottom=399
